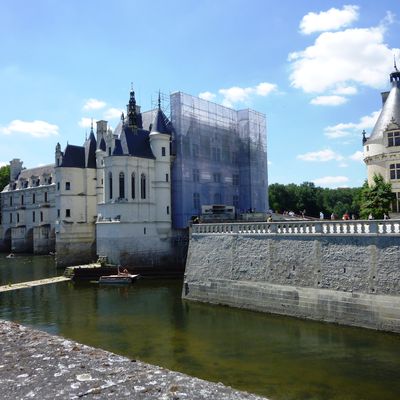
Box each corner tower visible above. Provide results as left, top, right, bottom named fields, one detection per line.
left=363, top=59, right=400, bottom=213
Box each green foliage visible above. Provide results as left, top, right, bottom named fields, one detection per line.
left=268, top=182, right=362, bottom=218
left=359, top=174, right=394, bottom=219
left=0, top=165, right=10, bottom=192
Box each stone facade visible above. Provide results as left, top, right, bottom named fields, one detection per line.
left=0, top=160, right=56, bottom=254
left=363, top=64, right=400, bottom=213
left=183, top=220, right=400, bottom=332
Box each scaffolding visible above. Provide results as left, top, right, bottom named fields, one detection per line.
left=169, top=92, right=268, bottom=229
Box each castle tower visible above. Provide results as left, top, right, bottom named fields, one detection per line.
left=149, top=93, right=173, bottom=236
left=363, top=59, right=400, bottom=213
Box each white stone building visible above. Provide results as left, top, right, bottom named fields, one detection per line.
left=0, top=159, right=56, bottom=253
left=363, top=63, right=400, bottom=213
left=95, top=90, right=174, bottom=266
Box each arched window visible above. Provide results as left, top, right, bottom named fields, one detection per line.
left=119, top=172, right=125, bottom=199
left=141, top=173, right=146, bottom=199
left=131, top=173, right=135, bottom=199
left=109, top=172, right=113, bottom=199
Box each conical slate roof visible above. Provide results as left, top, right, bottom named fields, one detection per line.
left=369, top=70, right=400, bottom=141
left=150, top=108, right=172, bottom=135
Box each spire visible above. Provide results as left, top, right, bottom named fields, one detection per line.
left=390, top=56, right=400, bottom=84
left=158, top=90, right=161, bottom=109
left=90, top=118, right=94, bottom=133
left=127, top=87, right=138, bottom=128
left=362, top=129, right=367, bottom=145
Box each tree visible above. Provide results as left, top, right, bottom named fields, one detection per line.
left=359, top=174, right=394, bottom=219
left=0, top=165, right=10, bottom=192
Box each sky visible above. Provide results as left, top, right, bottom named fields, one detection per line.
left=1, top=0, right=399, bottom=188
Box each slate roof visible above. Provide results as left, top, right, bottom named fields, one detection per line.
left=368, top=74, right=400, bottom=141
left=60, top=132, right=97, bottom=169
left=60, top=145, right=86, bottom=168
left=84, top=130, right=97, bottom=168
left=99, top=137, right=106, bottom=151
left=151, top=108, right=172, bottom=135
left=18, top=164, right=55, bottom=180
left=114, top=123, right=155, bottom=159
left=112, top=139, right=124, bottom=155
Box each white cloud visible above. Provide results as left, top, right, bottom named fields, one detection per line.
left=333, top=86, right=358, bottom=95
left=300, top=5, right=359, bottom=35
left=0, top=120, right=59, bottom=138
left=254, top=82, right=277, bottom=96
left=297, top=149, right=343, bottom=162
left=199, top=91, right=216, bottom=101
left=219, top=82, right=277, bottom=107
left=83, top=98, right=106, bottom=111
left=313, top=176, right=350, bottom=187
left=103, top=107, right=123, bottom=120
left=289, top=14, right=399, bottom=93
left=324, top=110, right=380, bottom=138
left=349, top=150, right=364, bottom=161
left=78, top=117, right=92, bottom=128
left=310, top=95, right=348, bottom=106
left=0, top=161, right=7, bottom=167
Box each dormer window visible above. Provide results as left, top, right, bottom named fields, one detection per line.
left=388, top=131, right=400, bottom=147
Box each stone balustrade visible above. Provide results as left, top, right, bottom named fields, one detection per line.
left=192, top=219, right=400, bottom=235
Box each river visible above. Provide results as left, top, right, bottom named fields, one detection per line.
left=0, top=253, right=399, bottom=399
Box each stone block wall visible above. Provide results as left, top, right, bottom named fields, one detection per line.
left=183, top=232, right=400, bottom=332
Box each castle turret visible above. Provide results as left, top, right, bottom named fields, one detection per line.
left=149, top=93, right=173, bottom=235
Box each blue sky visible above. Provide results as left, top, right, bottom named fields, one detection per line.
left=1, top=0, right=399, bottom=188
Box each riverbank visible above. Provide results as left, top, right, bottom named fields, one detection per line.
left=0, top=319, right=267, bottom=399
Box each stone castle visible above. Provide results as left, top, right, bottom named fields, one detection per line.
left=0, top=90, right=268, bottom=268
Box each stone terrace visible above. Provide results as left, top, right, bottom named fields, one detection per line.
left=0, top=320, right=267, bottom=400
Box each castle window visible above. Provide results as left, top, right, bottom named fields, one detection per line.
left=57, top=182, right=60, bottom=191
left=40, top=211, right=43, bottom=222
left=119, top=172, right=125, bottom=199
left=65, top=182, right=70, bottom=190
left=9, top=214, right=12, bottom=223
left=166, top=173, right=169, bottom=182
left=109, top=172, right=113, bottom=199
left=162, top=147, right=166, bottom=157
left=193, top=193, right=200, bottom=211
left=21, top=195, right=24, bottom=205
left=213, top=173, right=221, bottom=183
left=44, top=192, right=48, bottom=202
left=192, top=144, right=199, bottom=158
left=390, top=163, right=400, bottom=180
left=32, top=211, right=35, bottom=222
left=141, top=174, right=146, bottom=199
left=48, top=177, right=52, bottom=184
left=193, top=169, right=200, bottom=182
left=108, top=147, right=112, bottom=156
left=32, top=194, right=36, bottom=204
left=9, top=197, right=12, bottom=206
left=57, top=209, right=60, bottom=218
left=66, top=209, right=71, bottom=218
left=388, top=131, right=400, bottom=147
left=131, top=173, right=135, bottom=199
left=167, top=205, right=170, bottom=215
left=17, top=213, right=19, bottom=223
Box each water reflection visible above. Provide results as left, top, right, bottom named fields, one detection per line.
left=0, top=256, right=399, bottom=399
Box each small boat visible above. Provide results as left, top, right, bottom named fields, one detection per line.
left=6, top=253, right=15, bottom=259
left=98, top=267, right=139, bottom=284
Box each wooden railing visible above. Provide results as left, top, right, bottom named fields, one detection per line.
left=191, top=219, right=400, bottom=235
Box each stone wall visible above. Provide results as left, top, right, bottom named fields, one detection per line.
left=183, top=220, right=400, bottom=333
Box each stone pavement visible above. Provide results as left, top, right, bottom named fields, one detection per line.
left=0, top=320, right=267, bottom=399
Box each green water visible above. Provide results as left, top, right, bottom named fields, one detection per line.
left=0, top=254, right=399, bottom=399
